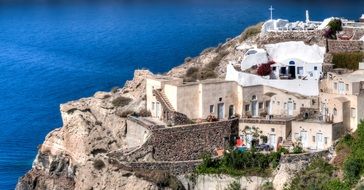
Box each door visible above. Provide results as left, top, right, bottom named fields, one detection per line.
left=269, top=134, right=276, bottom=149
left=228, top=105, right=234, bottom=118
left=156, top=102, right=160, bottom=118
left=265, top=101, right=272, bottom=115
left=217, top=103, right=224, bottom=120
left=287, top=101, right=293, bottom=116
left=288, top=66, right=296, bottom=79
left=316, top=133, right=324, bottom=150
left=300, top=131, right=308, bottom=148
left=251, top=101, right=258, bottom=117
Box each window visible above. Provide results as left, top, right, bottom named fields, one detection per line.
left=259, top=102, right=263, bottom=109
left=333, top=108, right=337, bottom=116
left=152, top=102, right=155, bottom=110
left=289, top=61, right=295, bottom=65
left=252, top=95, right=257, bottom=100
left=351, top=108, right=356, bottom=118
left=245, top=104, right=250, bottom=112
left=313, top=136, right=316, bottom=142
left=271, top=128, right=275, bottom=132
left=314, top=66, right=318, bottom=70
left=294, top=103, right=297, bottom=110
left=297, top=67, right=304, bottom=75
left=210, top=105, right=214, bottom=113
left=219, top=97, right=222, bottom=101
left=324, top=137, right=328, bottom=144
left=334, top=82, right=337, bottom=90
left=272, top=67, right=276, bottom=71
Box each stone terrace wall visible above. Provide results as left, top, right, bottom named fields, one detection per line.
left=124, top=160, right=202, bottom=175
left=328, top=40, right=364, bottom=53
left=280, top=150, right=330, bottom=164
left=259, top=30, right=325, bottom=46
left=115, top=119, right=239, bottom=162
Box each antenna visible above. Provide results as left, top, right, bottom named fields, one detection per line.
left=269, top=6, right=274, bottom=20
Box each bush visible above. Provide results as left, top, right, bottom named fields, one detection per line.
left=332, top=52, right=364, bottom=70
left=324, top=19, right=343, bottom=39
left=111, top=87, right=119, bottom=93
left=323, top=179, right=350, bottom=190
left=112, top=96, right=132, bottom=107
left=257, top=61, right=275, bottom=76
left=225, top=181, right=240, bottom=190
left=93, top=159, right=105, bottom=170
left=240, top=23, right=263, bottom=41
left=138, top=108, right=151, bottom=117
left=119, top=110, right=135, bottom=117
left=344, top=157, right=362, bottom=184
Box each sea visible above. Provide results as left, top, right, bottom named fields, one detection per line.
left=0, top=1, right=363, bottom=189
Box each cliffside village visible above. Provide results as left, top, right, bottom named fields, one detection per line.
left=118, top=13, right=364, bottom=167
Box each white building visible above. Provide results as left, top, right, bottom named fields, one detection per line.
left=226, top=41, right=325, bottom=96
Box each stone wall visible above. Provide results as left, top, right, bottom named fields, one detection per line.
left=259, top=30, right=325, bottom=46
left=327, top=40, right=364, bottom=53
left=114, top=119, right=239, bottom=162
left=280, top=150, right=330, bottom=164
left=124, top=160, right=202, bottom=175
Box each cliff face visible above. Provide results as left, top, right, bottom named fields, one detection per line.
left=16, top=70, right=162, bottom=190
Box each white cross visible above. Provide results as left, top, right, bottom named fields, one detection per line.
left=269, top=6, right=274, bottom=20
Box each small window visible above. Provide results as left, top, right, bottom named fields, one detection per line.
left=252, top=95, right=257, bottom=100
left=272, top=67, right=276, bottom=71
left=302, top=104, right=304, bottom=107
left=210, top=105, right=214, bottom=113
left=314, top=66, right=318, bottom=70
left=333, top=108, right=337, bottom=116
left=351, top=108, right=356, bottom=118
left=289, top=61, right=295, bottom=65
left=294, top=103, right=297, bottom=110
left=334, top=82, right=338, bottom=90
left=313, top=136, right=316, bottom=142
left=259, top=102, right=263, bottom=109
left=271, top=128, right=275, bottom=132
left=245, top=104, right=250, bottom=112
left=325, top=137, right=328, bottom=144
left=152, top=102, right=155, bottom=110
left=219, top=97, right=222, bottom=101
left=346, top=84, right=349, bottom=91
left=277, top=101, right=280, bottom=105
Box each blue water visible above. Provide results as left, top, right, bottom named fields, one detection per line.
left=0, top=1, right=363, bottom=189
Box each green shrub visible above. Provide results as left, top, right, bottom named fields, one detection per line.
left=323, top=179, right=350, bottom=190
left=225, top=181, right=241, bottom=190
left=111, top=86, right=119, bottom=93
left=332, top=52, right=364, bottom=70
left=287, top=158, right=335, bottom=190
left=240, top=23, right=263, bottom=41
left=93, top=159, right=105, bottom=170
left=292, top=146, right=303, bottom=154
left=112, top=96, right=132, bottom=107
left=261, top=182, right=275, bottom=190
left=344, top=157, right=362, bottom=184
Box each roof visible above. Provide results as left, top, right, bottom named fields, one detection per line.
left=265, top=41, right=325, bottom=64
left=340, top=69, right=364, bottom=83
left=334, top=97, right=350, bottom=103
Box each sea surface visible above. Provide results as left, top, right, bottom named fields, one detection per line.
left=0, top=1, right=363, bottom=189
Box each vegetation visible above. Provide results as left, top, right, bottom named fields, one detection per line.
left=225, top=180, right=241, bottom=190
left=287, top=122, right=364, bottom=189
left=332, top=52, right=364, bottom=70
left=195, top=149, right=283, bottom=177
left=134, top=170, right=184, bottom=190
left=183, top=49, right=229, bottom=82
left=111, top=86, right=119, bottom=93
left=240, top=22, right=263, bottom=41
left=111, top=96, right=132, bottom=107
left=93, top=159, right=105, bottom=170
left=138, top=108, right=152, bottom=117
left=324, top=19, right=343, bottom=39
left=257, top=61, right=275, bottom=76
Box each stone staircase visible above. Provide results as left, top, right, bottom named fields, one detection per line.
left=153, top=89, right=175, bottom=112
left=282, top=132, right=293, bottom=149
